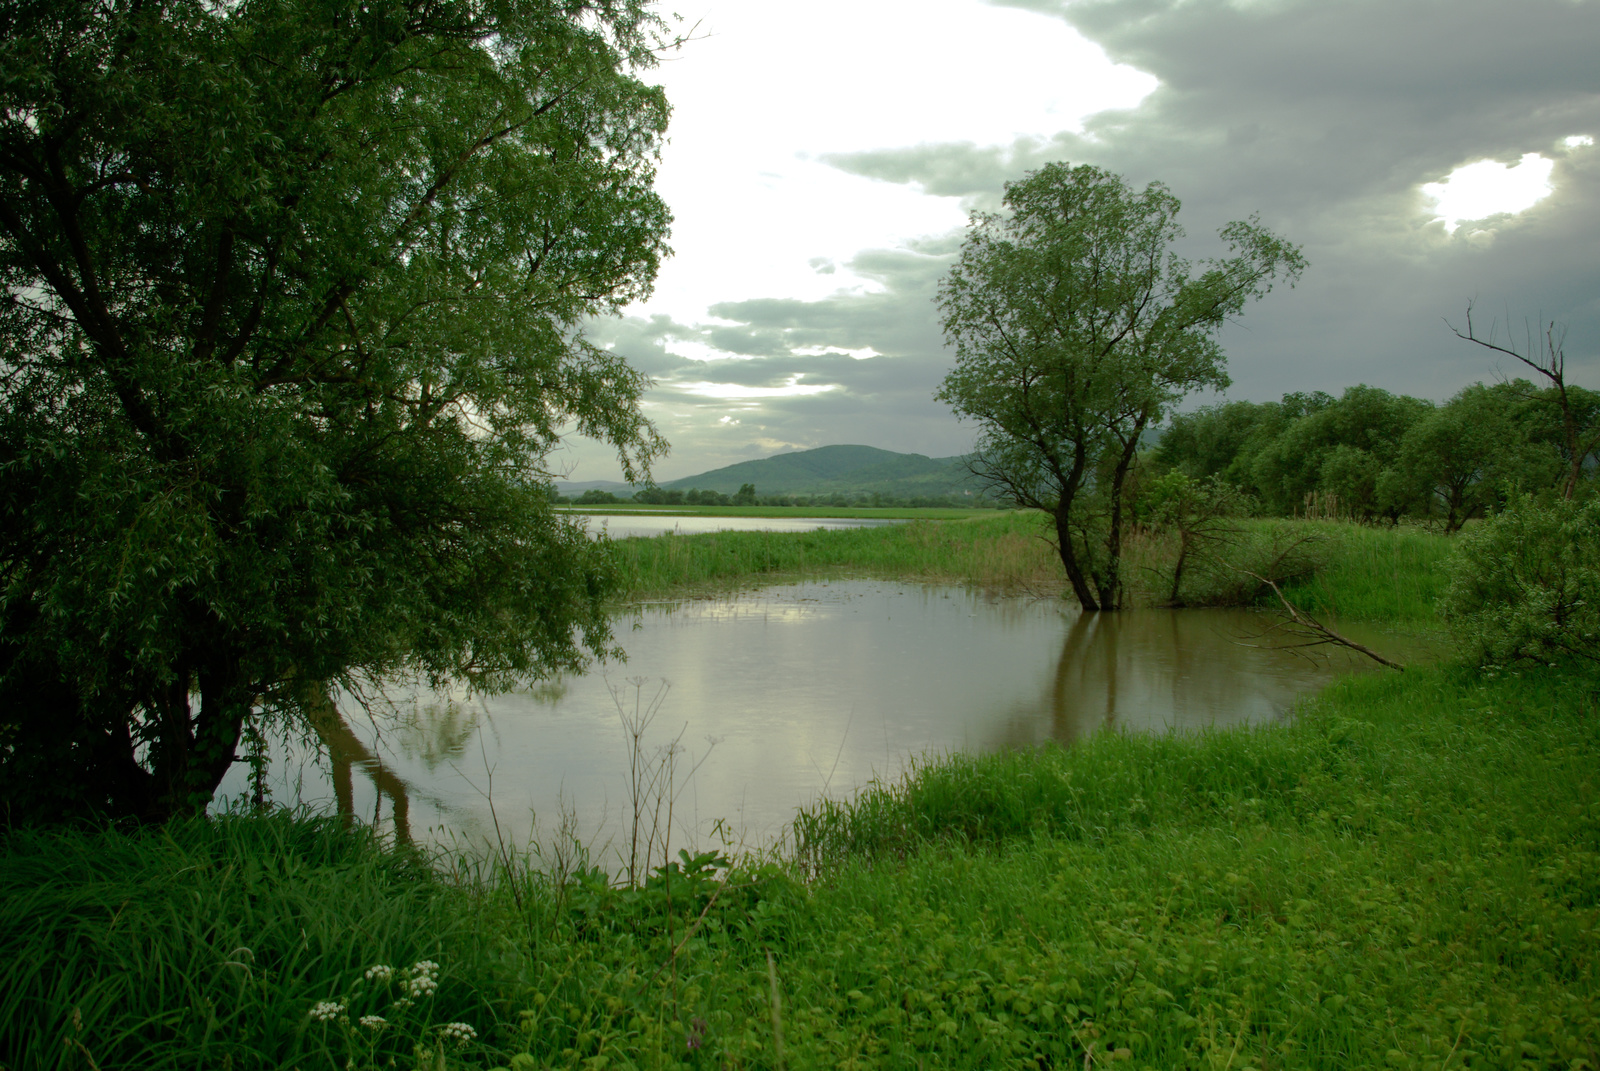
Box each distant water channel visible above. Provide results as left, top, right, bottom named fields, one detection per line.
left=563, top=511, right=908, bottom=539
left=215, top=579, right=1435, bottom=856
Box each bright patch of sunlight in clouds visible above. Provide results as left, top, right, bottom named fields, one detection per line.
left=1422, top=152, right=1555, bottom=234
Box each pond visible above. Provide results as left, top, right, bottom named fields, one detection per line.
left=214, top=580, right=1436, bottom=859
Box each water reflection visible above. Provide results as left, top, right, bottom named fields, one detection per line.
left=995, top=608, right=1431, bottom=747
left=221, top=582, right=1436, bottom=852
left=303, top=689, right=414, bottom=846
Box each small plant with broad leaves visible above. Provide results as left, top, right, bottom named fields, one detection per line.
left=1442, top=494, right=1600, bottom=667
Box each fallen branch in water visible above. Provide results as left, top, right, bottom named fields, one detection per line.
left=1237, top=570, right=1405, bottom=672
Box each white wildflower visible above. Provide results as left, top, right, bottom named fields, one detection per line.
left=359, top=1015, right=389, bottom=1030
left=406, top=974, right=438, bottom=998
left=438, top=1022, right=477, bottom=1046
left=364, top=964, right=394, bottom=983
left=411, top=959, right=439, bottom=978
left=392, top=997, right=415, bottom=1010
left=308, top=1001, right=346, bottom=1022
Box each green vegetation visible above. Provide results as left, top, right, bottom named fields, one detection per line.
left=610, top=513, right=1061, bottom=600
left=1, top=814, right=511, bottom=1070
left=778, top=662, right=1600, bottom=1069
left=1157, top=379, right=1598, bottom=525
left=1442, top=495, right=1600, bottom=667
left=0, top=0, right=674, bottom=823
left=1267, top=522, right=1454, bottom=628
left=606, top=509, right=1453, bottom=630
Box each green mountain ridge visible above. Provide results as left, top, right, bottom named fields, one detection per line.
left=658, top=445, right=980, bottom=498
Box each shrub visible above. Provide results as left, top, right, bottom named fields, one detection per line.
left=1442, top=494, right=1600, bottom=666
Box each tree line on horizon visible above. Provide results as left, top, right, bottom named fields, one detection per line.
left=1152, top=378, right=1599, bottom=531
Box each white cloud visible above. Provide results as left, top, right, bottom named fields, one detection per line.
left=673, top=375, right=838, bottom=400
left=1422, top=152, right=1556, bottom=234
left=791, top=345, right=882, bottom=359
left=639, top=0, right=1157, bottom=322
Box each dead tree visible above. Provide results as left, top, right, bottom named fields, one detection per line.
left=1449, top=305, right=1599, bottom=500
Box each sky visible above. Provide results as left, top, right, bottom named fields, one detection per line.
left=559, top=0, right=1600, bottom=485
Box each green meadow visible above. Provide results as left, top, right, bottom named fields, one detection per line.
left=5, top=516, right=1597, bottom=1070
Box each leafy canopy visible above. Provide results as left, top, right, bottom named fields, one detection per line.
left=0, top=0, right=675, bottom=822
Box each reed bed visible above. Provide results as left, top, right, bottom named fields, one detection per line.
left=609, top=512, right=1064, bottom=600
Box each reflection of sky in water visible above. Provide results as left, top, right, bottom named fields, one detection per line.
left=216, top=581, right=1436, bottom=860
left=567, top=512, right=907, bottom=539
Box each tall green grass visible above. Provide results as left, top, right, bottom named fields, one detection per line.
left=763, top=663, right=1600, bottom=1068
left=1273, top=520, right=1454, bottom=627
left=610, top=512, right=1061, bottom=599
left=0, top=812, right=512, bottom=1071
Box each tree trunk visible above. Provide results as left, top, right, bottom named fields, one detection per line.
left=1053, top=504, right=1100, bottom=611
left=142, top=649, right=251, bottom=821
left=1168, top=531, right=1191, bottom=607
left=1098, top=423, right=1144, bottom=610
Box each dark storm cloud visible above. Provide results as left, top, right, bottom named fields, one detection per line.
left=824, top=0, right=1600, bottom=402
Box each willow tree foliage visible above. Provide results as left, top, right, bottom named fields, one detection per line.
left=0, top=0, right=675, bottom=823
left=936, top=163, right=1305, bottom=611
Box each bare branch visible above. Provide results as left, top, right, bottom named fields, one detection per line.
left=1238, top=570, right=1405, bottom=671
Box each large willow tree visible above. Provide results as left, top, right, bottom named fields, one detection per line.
left=0, top=0, right=674, bottom=822
left=937, top=163, right=1305, bottom=611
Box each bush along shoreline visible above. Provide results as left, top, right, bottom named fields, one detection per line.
left=5, top=511, right=1598, bottom=1070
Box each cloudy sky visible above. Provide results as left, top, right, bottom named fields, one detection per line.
left=560, top=0, right=1600, bottom=484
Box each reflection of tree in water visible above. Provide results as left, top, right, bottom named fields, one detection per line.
left=303, top=687, right=414, bottom=846
left=991, top=609, right=1338, bottom=750
left=392, top=698, right=481, bottom=772
left=520, top=678, right=569, bottom=707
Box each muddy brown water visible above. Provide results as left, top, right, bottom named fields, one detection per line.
left=214, top=579, right=1440, bottom=855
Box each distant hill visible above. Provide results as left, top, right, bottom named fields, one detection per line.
left=660, top=445, right=981, bottom=499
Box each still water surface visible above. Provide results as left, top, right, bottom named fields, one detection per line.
left=215, top=579, right=1432, bottom=855
left=566, top=512, right=907, bottom=539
